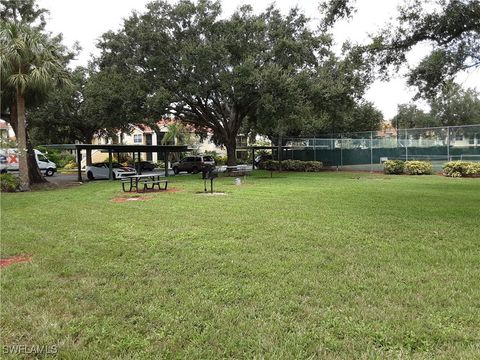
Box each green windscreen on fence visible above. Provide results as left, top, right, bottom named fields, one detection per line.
left=279, top=124, right=480, bottom=171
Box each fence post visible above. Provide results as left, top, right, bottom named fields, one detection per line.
left=340, top=135, right=343, bottom=169
left=405, top=128, right=408, bottom=161
left=313, top=136, right=316, bottom=162
left=370, top=131, right=373, bottom=172
left=447, top=126, right=450, bottom=161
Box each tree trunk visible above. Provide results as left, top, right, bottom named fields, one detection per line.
left=9, top=100, right=46, bottom=185
left=16, top=92, right=30, bottom=191
left=226, top=141, right=237, bottom=167
left=27, top=139, right=47, bottom=184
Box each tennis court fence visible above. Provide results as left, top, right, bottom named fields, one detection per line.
left=274, top=124, right=480, bottom=171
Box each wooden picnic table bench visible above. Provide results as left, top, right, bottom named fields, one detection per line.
left=122, top=173, right=168, bottom=193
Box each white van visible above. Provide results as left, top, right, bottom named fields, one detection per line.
left=0, top=149, right=57, bottom=176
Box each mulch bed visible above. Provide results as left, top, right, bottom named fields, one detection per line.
left=0, top=255, right=32, bottom=268
left=111, top=188, right=181, bottom=203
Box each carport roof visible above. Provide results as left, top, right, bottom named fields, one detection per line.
left=42, top=144, right=190, bottom=152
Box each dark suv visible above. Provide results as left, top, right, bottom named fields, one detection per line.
left=172, top=155, right=215, bottom=174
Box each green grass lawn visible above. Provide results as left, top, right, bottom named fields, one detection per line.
left=1, top=171, right=479, bottom=359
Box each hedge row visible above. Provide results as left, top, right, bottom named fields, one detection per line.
left=260, top=160, right=323, bottom=172
left=384, top=160, right=480, bottom=177
left=383, top=160, right=433, bottom=175
left=442, top=161, right=480, bottom=177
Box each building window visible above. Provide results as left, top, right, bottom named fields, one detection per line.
left=455, top=135, right=464, bottom=141
left=469, top=135, right=476, bottom=145
left=236, top=136, right=247, bottom=147
left=133, top=134, right=143, bottom=143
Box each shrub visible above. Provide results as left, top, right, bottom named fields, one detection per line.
left=63, top=160, right=77, bottom=170
left=260, top=160, right=279, bottom=171
left=304, top=161, right=323, bottom=172
left=260, top=160, right=322, bottom=172
left=383, top=160, right=405, bottom=174
left=214, top=156, right=228, bottom=165
left=442, top=161, right=480, bottom=177
left=404, top=161, right=433, bottom=175
left=0, top=173, right=20, bottom=192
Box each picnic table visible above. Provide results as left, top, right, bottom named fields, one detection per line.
left=121, top=173, right=168, bottom=193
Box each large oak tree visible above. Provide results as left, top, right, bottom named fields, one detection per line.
left=98, top=0, right=380, bottom=165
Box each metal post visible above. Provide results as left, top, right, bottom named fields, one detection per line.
left=405, top=128, right=408, bottom=161
left=313, top=137, right=316, bottom=162
left=108, top=150, right=113, bottom=180
left=370, top=131, right=373, bottom=172
left=137, top=152, right=142, bottom=175
left=340, top=135, right=343, bottom=168
left=76, top=148, right=82, bottom=182
left=164, top=151, right=169, bottom=177
left=86, top=148, right=92, bottom=166
left=278, top=136, right=282, bottom=172
left=251, top=148, right=255, bottom=169
left=447, top=126, right=450, bottom=161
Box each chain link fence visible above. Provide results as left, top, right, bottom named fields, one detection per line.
left=278, top=124, right=480, bottom=171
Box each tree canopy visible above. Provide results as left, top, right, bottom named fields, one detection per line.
left=393, top=82, right=480, bottom=128
left=370, top=0, right=480, bottom=99
left=97, top=0, right=381, bottom=164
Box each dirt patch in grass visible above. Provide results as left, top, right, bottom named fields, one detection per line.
left=112, top=196, right=150, bottom=203
left=0, top=255, right=32, bottom=268
left=142, top=187, right=182, bottom=193
left=112, top=188, right=182, bottom=202
left=195, top=191, right=227, bottom=196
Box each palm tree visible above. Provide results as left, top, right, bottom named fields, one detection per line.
left=161, top=122, right=193, bottom=145
left=0, top=22, right=70, bottom=190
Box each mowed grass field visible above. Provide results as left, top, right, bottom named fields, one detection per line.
left=1, top=171, right=479, bottom=359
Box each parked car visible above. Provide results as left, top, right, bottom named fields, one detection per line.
left=172, top=155, right=215, bottom=174
left=254, top=154, right=273, bottom=168
left=85, top=162, right=136, bottom=180
left=0, top=148, right=57, bottom=176
left=135, top=161, right=156, bottom=171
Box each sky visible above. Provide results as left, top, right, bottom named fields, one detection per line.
left=37, top=0, right=479, bottom=120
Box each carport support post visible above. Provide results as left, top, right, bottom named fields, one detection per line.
left=76, top=148, right=82, bottom=182
left=108, top=150, right=113, bottom=180
left=251, top=148, right=255, bottom=169
left=164, top=151, right=169, bottom=177
left=137, top=152, right=142, bottom=175
left=86, top=148, right=92, bottom=166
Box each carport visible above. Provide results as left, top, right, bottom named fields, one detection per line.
left=42, top=144, right=189, bottom=181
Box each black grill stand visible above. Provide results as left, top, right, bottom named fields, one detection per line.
left=202, top=165, right=218, bottom=194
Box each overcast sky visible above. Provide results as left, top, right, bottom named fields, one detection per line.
left=37, top=0, right=479, bottom=120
